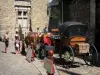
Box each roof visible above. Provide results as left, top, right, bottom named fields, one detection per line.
left=58, top=21, right=87, bottom=33
left=60, top=21, right=85, bottom=26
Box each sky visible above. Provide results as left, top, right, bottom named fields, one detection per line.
left=48, top=0, right=53, bottom=3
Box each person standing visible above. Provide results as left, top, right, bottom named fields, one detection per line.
left=15, top=31, right=20, bottom=54
left=15, top=37, right=20, bottom=54
left=44, top=50, right=55, bottom=75
left=4, top=31, right=9, bottom=53
left=15, top=31, right=19, bottom=40
left=43, top=27, right=47, bottom=33
left=47, top=50, right=55, bottom=75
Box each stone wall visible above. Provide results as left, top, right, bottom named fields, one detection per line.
left=0, top=0, right=49, bottom=40
left=0, top=0, right=16, bottom=40
left=31, top=0, right=49, bottom=32
left=68, top=0, right=95, bottom=43
left=69, top=0, right=90, bottom=25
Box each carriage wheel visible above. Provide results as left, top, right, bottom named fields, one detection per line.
left=61, top=45, right=74, bottom=65
left=37, top=44, right=45, bottom=59
left=41, top=48, right=45, bottom=57
left=84, top=44, right=98, bottom=65
left=38, top=48, right=46, bottom=59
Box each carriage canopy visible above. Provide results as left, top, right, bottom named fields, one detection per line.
left=58, top=21, right=88, bottom=37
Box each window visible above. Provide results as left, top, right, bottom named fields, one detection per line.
left=23, top=18, right=28, bottom=27
left=15, top=6, right=30, bottom=33
left=18, top=11, right=22, bottom=16
left=18, top=18, right=22, bottom=27
left=17, top=10, right=28, bottom=28
left=23, top=11, right=27, bottom=16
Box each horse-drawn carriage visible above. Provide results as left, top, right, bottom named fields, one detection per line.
left=53, top=21, right=98, bottom=65
left=25, top=21, right=98, bottom=65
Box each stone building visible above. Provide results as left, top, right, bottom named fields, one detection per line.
left=0, top=0, right=100, bottom=50
left=0, top=0, right=49, bottom=40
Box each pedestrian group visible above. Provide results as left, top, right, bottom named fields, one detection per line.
left=3, top=27, right=55, bottom=75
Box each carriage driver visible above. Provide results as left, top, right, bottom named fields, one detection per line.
left=43, top=32, right=52, bottom=46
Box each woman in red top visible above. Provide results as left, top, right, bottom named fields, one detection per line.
left=43, top=33, right=52, bottom=46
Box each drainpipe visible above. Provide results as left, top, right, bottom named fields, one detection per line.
left=61, top=0, right=63, bottom=24
left=89, top=0, right=95, bottom=44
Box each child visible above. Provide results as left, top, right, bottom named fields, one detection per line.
left=47, top=50, right=55, bottom=75
left=15, top=37, right=20, bottom=54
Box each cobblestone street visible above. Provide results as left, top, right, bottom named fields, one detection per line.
left=0, top=41, right=46, bottom=75
left=0, top=41, right=100, bottom=75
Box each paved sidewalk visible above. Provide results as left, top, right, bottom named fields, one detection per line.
left=0, top=41, right=60, bottom=75
left=0, top=42, right=44, bottom=75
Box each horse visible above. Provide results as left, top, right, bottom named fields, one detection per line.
left=25, top=32, right=40, bottom=62
left=25, top=32, right=39, bottom=48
